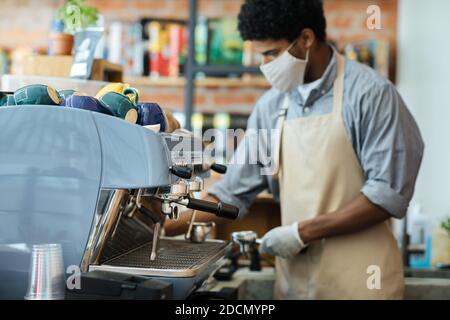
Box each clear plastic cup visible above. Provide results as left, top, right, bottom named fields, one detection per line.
left=24, top=244, right=65, bottom=300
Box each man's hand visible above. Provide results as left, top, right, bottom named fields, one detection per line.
left=164, top=111, right=181, bottom=133
left=298, top=195, right=391, bottom=244
left=259, top=222, right=307, bottom=259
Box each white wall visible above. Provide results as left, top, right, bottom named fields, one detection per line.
left=397, top=0, right=450, bottom=226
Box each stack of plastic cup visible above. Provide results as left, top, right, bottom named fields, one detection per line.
left=24, top=244, right=65, bottom=300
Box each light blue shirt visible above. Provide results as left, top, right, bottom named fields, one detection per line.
left=209, top=47, right=424, bottom=219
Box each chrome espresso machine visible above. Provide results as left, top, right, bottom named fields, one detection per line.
left=0, top=105, right=239, bottom=300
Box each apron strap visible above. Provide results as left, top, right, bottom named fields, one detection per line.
left=332, top=54, right=345, bottom=115
left=272, top=54, right=346, bottom=179
left=272, top=95, right=290, bottom=179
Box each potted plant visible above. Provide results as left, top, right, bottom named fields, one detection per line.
left=442, top=217, right=450, bottom=237
left=433, top=217, right=450, bottom=267
left=49, top=0, right=99, bottom=55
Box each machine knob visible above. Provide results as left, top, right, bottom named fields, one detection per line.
left=170, top=166, right=192, bottom=179
left=210, top=163, right=227, bottom=174
left=186, top=198, right=239, bottom=220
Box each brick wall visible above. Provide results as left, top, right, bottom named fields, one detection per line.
left=0, top=0, right=398, bottom=114
left=137, top=85, right=262, bottom=114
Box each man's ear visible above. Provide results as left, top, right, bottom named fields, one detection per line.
left=299, top=28, right=316, bottom=50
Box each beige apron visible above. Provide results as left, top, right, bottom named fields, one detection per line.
left=273, top=54, right=404, bottom=300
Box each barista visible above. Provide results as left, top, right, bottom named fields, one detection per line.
left=166, top=0, right=424, bottom=300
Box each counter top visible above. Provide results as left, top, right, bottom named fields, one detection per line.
left=207, top=267, right=450, bottom=300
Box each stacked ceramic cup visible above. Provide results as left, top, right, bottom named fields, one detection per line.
left=0, top=92, right=16, bottom=106
left=65, top=94, right=115, bottom=116
left=96, top=83, right=140, bottom=124
left=1, top=83, right=179, bottom=132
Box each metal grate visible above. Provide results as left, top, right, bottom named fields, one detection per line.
left=103, top=239, right=227, bottom=271
left=99, top=218, right=153, bottom=263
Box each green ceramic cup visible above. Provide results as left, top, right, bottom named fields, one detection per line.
left=0, top=93, right=16, bottom=106
left=99, top=92, right=138, bottom=124
left=14, top=84, right=61, bottom=106
left=58, top=89, right=76, bottom=103
left=123, top=87, right=139, bottom=106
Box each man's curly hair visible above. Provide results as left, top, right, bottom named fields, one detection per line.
left=238, top=0, right=327, bottom=42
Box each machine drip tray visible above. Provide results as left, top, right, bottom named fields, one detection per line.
left=90, top=238, right=230, bottom=278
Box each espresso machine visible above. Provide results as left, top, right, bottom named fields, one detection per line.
left=0, top=105, right=239, bottom=300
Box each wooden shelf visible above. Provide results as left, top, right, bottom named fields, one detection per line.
left=125, top=76, right=269, bottom=89
left=1, top=74, right=109, bottom=97
left=1, top=74, right=269, bottom=94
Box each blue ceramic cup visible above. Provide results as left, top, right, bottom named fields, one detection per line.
left=65, top=94, right=115, bottom=116
left=138, top=103, right=167, bottom=132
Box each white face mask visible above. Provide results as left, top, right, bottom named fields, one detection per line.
left=260, top=42, right=309, bottom=93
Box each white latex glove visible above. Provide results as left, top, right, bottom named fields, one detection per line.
left=259, top=222, right=307, bottom=259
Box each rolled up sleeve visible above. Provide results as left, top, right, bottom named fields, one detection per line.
left=208, top=104, right=269, bottom=218
left=358, top=83, right=424, bottom=219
